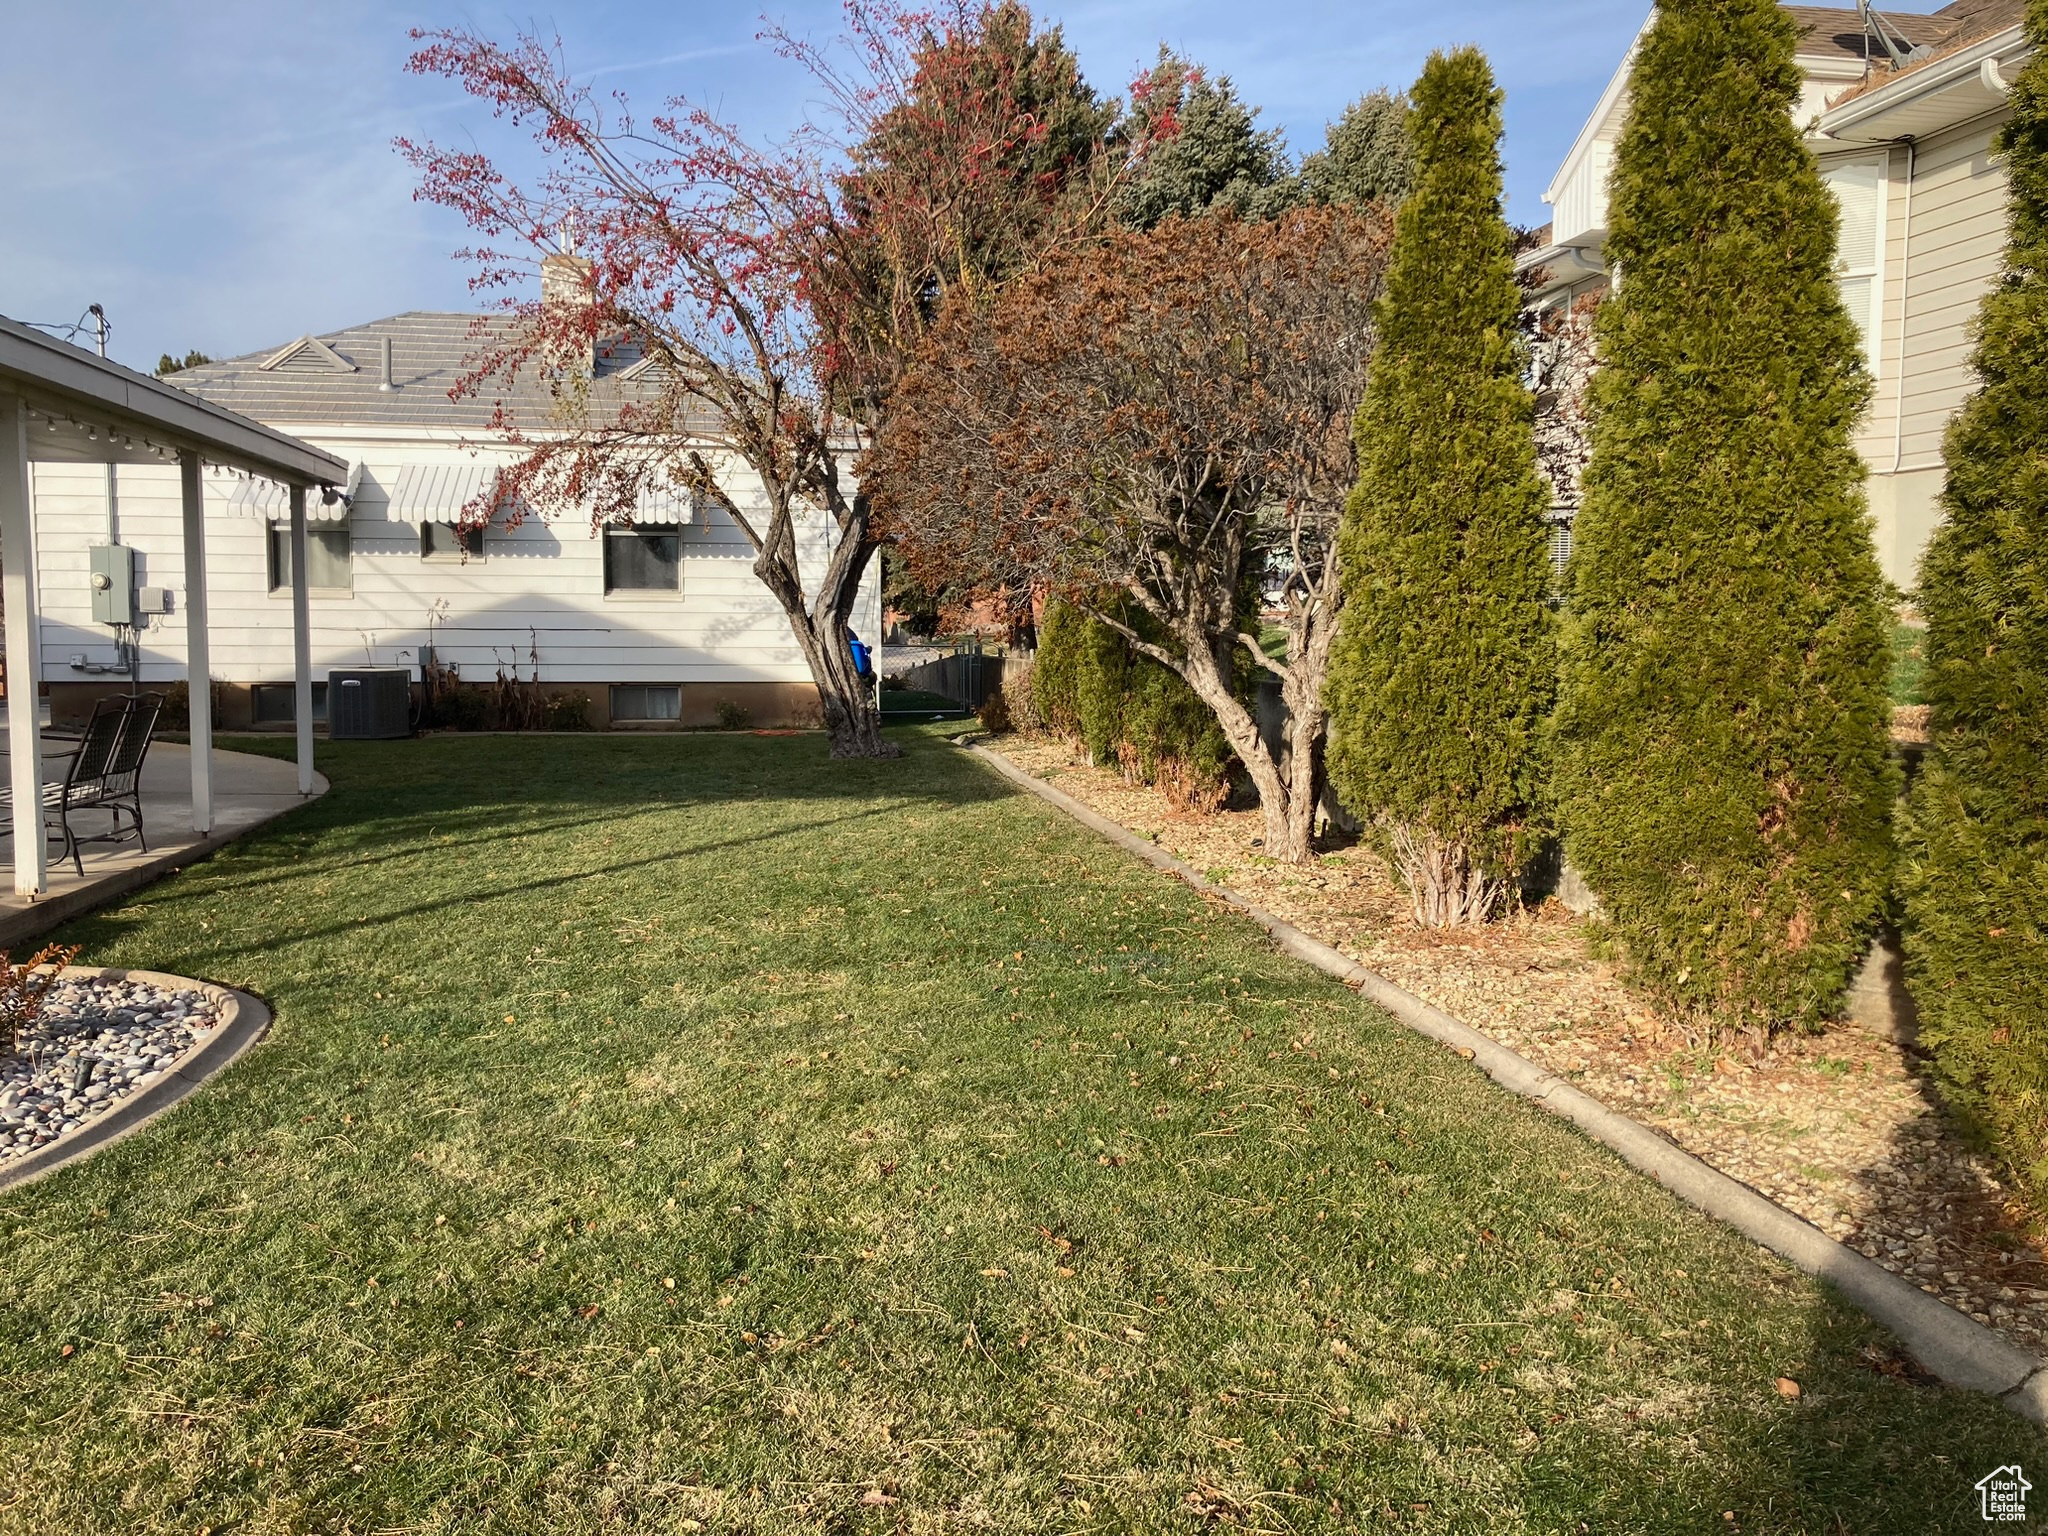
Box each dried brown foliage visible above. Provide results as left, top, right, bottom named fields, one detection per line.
left=0, top=944, right=81, bottom=1058
left=875, top=207, right=1393, bottom=858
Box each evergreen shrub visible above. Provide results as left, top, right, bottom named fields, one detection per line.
left=1323, top=46, right=1555, bottom=926
left=1551, top=0, right=1896, bottom=1032
left=1901, top=0, right=2048, bottom=1192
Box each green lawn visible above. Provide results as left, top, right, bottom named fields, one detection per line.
left=1, top=730, right=2036, bottom=1533
left=1892, top=619, right=1929, bottom=708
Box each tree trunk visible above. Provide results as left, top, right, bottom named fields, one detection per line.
left=1174, top=632, right=1321, bottom=863
left=1387, top=822, right=1507, bottom=927
left=750, top=501, right=898, bottom=760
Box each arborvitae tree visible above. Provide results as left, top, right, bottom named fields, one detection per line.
left=1553, top=0, right=1894, bottom=1032
left=1901, top=0, right=2048, bottom=1192
left=1117, top=51, right=1297, bottom=228
left=1324, top=48, right=1554, bottom=926
left=1301, top=90, right=1413, bottom=210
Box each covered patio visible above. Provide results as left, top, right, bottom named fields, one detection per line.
left=0, top=315, right=349, bottom=907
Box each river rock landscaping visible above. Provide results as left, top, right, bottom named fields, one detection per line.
left=995, top=734, right=2048, bottom=1357
left=0, top=975, right=220, bottom=1165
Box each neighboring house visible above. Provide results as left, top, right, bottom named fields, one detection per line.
left=1520, top=1, right=2035, bottom=588
left=30, top=304, right=879, bottom=730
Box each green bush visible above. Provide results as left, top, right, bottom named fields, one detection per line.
left=1034, top=597, right=1231, bottom=809
left=1901, top=0, right=2048, bottom=1193
left=1323, top=47, right=1555, bottom=926
left=1551, top=0, right=1895, bottom=1033
left=1031, top=600, right=1086, bottom=738
left=544, top=692, right=594, bottom=731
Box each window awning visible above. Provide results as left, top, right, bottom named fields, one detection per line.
left=388, top=461, right=512, bottom=523
left=211, top=461, right=360, bottom=521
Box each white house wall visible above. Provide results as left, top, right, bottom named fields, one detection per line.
left=29, top=442, right=881, bottom=691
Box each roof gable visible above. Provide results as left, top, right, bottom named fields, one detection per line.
left=260, top=334, right=358, bottom=374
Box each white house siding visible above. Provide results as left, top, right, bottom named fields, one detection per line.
left=1832, top=112, right=2012, bottom=586
left=29, top=439, right=882, bottom=701
left=1892, top=115, right=2011, bottom=465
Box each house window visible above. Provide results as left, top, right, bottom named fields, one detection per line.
left=251, top=682, right=328, bottom=724
left=268, top=523, right=352, bottom=592
left=1822, top=156, right=1885, bottom=376
left=421, top=522, right=484, bottom=560
left=603, top=528, right=680, bottom=592
left=611, top=684, right=681, bottom=722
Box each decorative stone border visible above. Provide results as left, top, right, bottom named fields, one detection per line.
left=0, top=967, right=271, bottom=1196
left=965, top=739, right=2048, bottom=1424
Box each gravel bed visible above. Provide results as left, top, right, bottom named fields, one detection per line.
left=997, top=734, right=2048, bottom=1357
left=0, top=976, right=221, bottom=1165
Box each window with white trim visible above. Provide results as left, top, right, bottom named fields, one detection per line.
left=421, top=522, right=484, bottom=560
left=1822, top=156, right=1885, bottom=376
left=268, top=522, right=352, bottom=592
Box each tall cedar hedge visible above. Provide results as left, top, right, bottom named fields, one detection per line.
left=1034, top=599, right=1232, bottom=807
left=1324, top=48, right=1555, bottom=907
left=1552, top=0, right=1895, bottom=1031
left=1902, top=0, right=2048, bottom=1190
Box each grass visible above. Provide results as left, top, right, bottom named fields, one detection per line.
left=880, top=687, right=968, bottom=717
left=1, top=729, right=2039, bottom=1533
left=1892, top=619, right=1928, bottom=708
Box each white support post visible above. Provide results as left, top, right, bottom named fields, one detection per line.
left=0, top=393, right=47, bottom=895
left=289, top=485, right=314, bottom=795
left=179, top=449, right=213, bottom=835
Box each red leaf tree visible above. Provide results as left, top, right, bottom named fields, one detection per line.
left=398, top=3, right=1152, bottom=757
left=876, top=208, right=1393, bottom=859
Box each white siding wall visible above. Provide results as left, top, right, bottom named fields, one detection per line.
left=1893, top=117, right=2011, bottom=466
left=29, top=436, right=882, bottom=690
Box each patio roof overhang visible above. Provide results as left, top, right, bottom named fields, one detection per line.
left=0, top=314, right=336, bottom=898
left=0, top=315, right=348, bottom=488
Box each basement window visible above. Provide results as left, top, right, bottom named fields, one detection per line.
left=611, top=684, right=681, bottom=722
left=251, top=682, right=329, bottom=724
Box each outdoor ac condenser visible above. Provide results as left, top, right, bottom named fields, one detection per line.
left=327, top=668, right=413, bottom=740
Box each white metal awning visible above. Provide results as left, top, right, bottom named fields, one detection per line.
left=388, top=461, right=511, bottom=523
left=386, top=461, right=704, bottom=525
left=212, top=461, right=360, bottom=521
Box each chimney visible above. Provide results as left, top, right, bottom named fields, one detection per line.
left=378, top=335, right=396, bottom=391
left=541, top=241, right=597, bottom=377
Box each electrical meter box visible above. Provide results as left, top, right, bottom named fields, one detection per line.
left=89, top=543, right=134, bottom=626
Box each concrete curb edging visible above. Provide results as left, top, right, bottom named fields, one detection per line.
left=966, top=740, right=2048, bottom=1424
left=0, top=967, right=272, bottom=1196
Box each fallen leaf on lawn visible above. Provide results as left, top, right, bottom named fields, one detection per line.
left=577, top=1304, right=602, bottom=1320
left=860, top=1490, right=897, bottom=1507
left=980, top=1267, right=1009, bottom=1279
left=1775, top=1377, right=1801, bottom=1398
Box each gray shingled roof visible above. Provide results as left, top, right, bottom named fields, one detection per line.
left=162, top=310, right=723, bottom=436
left=1783, top=0, right=2026, bottom=65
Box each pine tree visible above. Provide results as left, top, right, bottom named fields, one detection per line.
left=1901, top=0, right=2048, bottom=1191
left=1301, top=90, right=1413, bottom=210
left=1117, top=52, right=1297, bottom=228
left=1324, top=48, right=1554, bottom=926
left=1552, top=0, right=1894, bottom=1031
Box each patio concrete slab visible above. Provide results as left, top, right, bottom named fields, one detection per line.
left=0, top=739, right=324, bottom=948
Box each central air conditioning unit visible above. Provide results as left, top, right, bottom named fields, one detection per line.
left=326, top=668, right=413, bottom=740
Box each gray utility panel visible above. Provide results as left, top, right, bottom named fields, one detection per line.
left=89, top=543, right=134, bottom=625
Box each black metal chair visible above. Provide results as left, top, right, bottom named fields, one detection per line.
left=1, top=693, right=164, bottom=875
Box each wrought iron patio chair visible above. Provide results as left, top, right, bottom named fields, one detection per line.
left=0, top=693, right=164, bottom=875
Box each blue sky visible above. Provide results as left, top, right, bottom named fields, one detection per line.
left=0, top=0, right=1951, bottom=374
